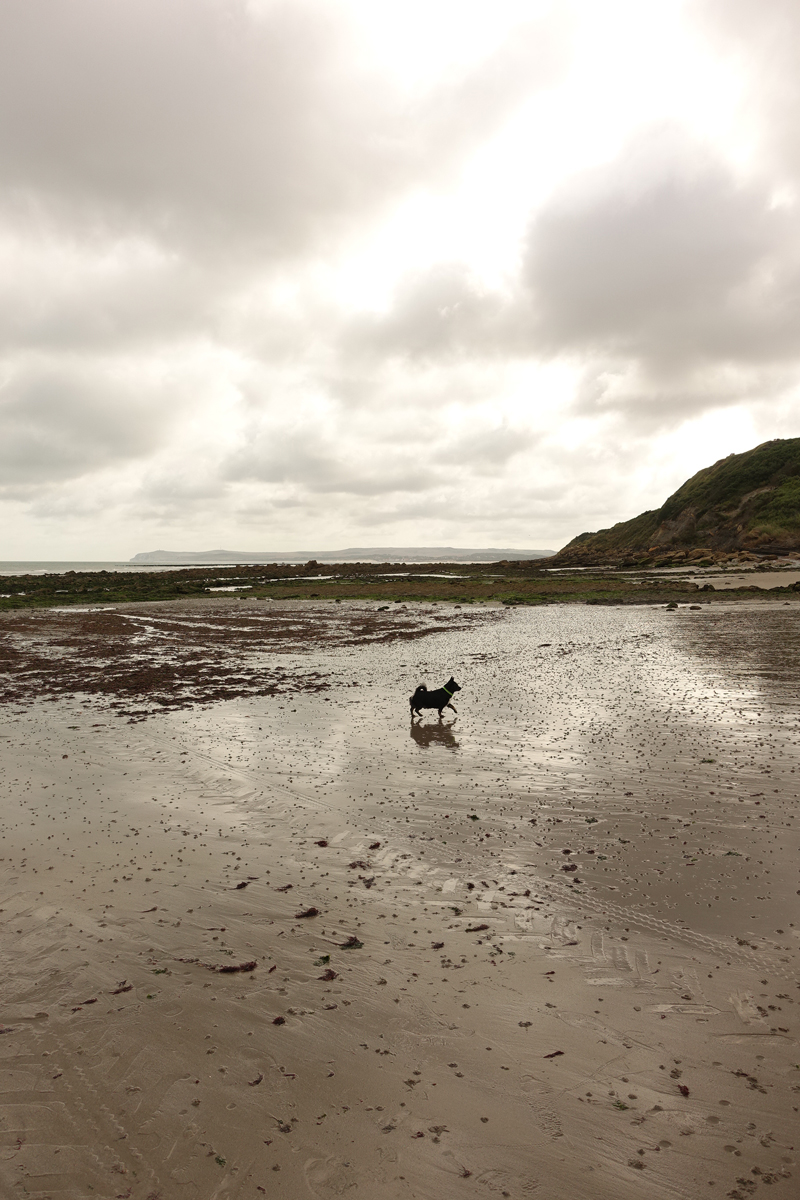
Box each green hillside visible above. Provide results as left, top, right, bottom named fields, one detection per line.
left=553, top=438, right=800, bottom=565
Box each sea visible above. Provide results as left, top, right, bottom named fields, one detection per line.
left=0, top=562, right=182, bottom=576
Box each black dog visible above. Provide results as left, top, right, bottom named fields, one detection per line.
left=409, top=677, right=461, bottom=718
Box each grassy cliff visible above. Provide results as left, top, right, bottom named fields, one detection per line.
left=553, top=438, right=800, bottom=565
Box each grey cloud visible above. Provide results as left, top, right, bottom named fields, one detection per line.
left=288, top=119, right=800, bottom=453
left=570, top=358, right=799, bottom=428
left=0, top=235, right=218, bottom=354
left=219, top=385, right=539, bottom=500
left=524, top=126, right=786, bottom=368
left=135, top=471, right=226, bottom=510
left=346, top=125, right=800, bottom=383
left=0, top=1, right=568, bottom=260
left=345, top=264, right=516, bottom=361
left=434, top=424, right=537, bottom=472
left=463, top=122, right=800, bottom=431
left=0, top=0, right=373, bottom=252
left=335, top=473, right=585, bottom=537
left=319, top=359, right=517, bottom=426
left=224, top=428, right=430, bottom=496
left=0, top=358, right=177, bottom=485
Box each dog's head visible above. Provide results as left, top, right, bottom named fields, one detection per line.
left=446, top=677, right=461, bottom=692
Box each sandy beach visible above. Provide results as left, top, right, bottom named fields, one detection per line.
left=0, top=598, right=798, bottom=1200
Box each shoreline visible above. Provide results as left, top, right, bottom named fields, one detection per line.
left=3, top=559, right=800, bottom=614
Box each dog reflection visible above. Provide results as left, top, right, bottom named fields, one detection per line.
left=409, top=720, right=459, bottom=750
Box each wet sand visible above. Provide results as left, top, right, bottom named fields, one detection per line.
left=0, top=599, right=798, bottom=1199
left=685, top=570, right=800, bottom=590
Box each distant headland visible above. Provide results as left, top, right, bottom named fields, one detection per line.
left=130, top=546, right=555, bottom=565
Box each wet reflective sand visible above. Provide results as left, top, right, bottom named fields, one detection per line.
left=0, top=599, right=797, bottom=1199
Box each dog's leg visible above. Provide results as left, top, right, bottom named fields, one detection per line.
left=446, top=703, right=457, bottom=713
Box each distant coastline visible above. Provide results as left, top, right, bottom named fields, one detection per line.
left=0, top=546, right=555, bottom=577
left=130, top=546, right=555, bottom=565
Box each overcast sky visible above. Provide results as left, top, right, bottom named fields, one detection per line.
left=1, top=0, right=798, bottom=558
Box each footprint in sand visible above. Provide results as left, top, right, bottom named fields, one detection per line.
left=584, top=931, right=651, bottom=987
left=304, top=1156, right=359, bottom=1196
left=550, top=915, right=580, bottom=946
left=668, top=966, right=707, bottom=1001
left=519, top=1079, right=565, bottom=1138
left=475, top=1167, right=540, bottom=1194
left=730, top=991, right=765, bottom=1025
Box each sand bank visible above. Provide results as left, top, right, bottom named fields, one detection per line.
left=0, top=599, right=797, bottom=1199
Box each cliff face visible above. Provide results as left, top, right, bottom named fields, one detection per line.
left=552, top=438, right=800, bottom=565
